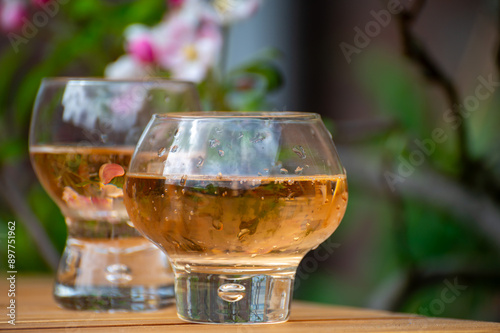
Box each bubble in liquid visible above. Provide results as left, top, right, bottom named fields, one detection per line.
left=293, top=237, right=300, bottom=241
left=218, top=283, right=246, bottom=302
left=182, top=189, right=186, bottom=195
left=185, top=264, right=192, bottom=273
left=157, top=147, right=167, bottom=157
left=209, top=139, right=220, bottom=148
left=288, top=179, right=294, bottom=185
left=238, top=228, right=250, bottom=240
left=170, top=145, right=179, bottom=153
left=218, top=150, right=225, bottom=157
left=280, top=168, right=288, bottom=175
left=251, top=133, right=266, bottom=143
left=251, top=254, right=257, bottom=258
left=292, top=145, right=307, bottom=159
left=196, top=156, right=205, bottom=168
left=213, top=220, right=224, bottom=230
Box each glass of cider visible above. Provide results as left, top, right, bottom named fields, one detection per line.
left=123, top=112, right=348, bottom=323
left=29, top=78, right=201, bottom=311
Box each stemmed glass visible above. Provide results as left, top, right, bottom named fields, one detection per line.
left=29, top=78, right=201, bottom=311
left=123, top=111, right=348, bottom=323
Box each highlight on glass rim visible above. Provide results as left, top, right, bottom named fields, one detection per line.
left=2, top=0, right=500, bottom=330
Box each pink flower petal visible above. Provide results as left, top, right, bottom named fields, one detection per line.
left=1, top=1, right=27, bottom=32
left=128, top=37, right=156, bottom=64
left=99, top=163, right=125, bottom=184
left=168, top=0, right=185, bottom=9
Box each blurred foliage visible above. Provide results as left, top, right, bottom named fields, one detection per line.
left=296, top=46, right=500, bottom=322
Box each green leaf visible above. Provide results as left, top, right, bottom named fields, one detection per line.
left=355, top=49, right=429, bottom=138
left=231, top=60, right=283, bottom=93
left=0, top=139, right=25, bottom=163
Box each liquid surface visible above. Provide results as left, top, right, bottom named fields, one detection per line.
left=124, top=174, right=348, bottom=272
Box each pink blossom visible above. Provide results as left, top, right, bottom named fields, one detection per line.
left=105, top=25, right=157, bottom=78
left=62, top=187, right=113, bottom=211
left=105, top=0, right=225, bottom=82
left=152, top=2, right=222, bottom=82
left=128, top=37, right=155, bottom=63
left=169, top=19, right=222, bottom=82
left=210, top=0, right=261, bottom=25
left=125, top=24, right=156, bottom=64
left=168, top=0, right=185, bottom=9
left=104, top=55, right=149, bottom=79
left=0, top=1, right=27, bottom=32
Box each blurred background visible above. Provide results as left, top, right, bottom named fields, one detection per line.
left=1, top=0, right=499, bottom=322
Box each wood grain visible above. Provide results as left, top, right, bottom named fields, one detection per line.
left=1, top=277, right=499, bottom=332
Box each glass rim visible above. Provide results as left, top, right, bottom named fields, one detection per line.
left=40, top=77, right=196, bottom=86
left=153, top=111, right=321, bottom=120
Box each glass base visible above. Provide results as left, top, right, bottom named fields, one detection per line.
left=174, top=270, right=294, bottom=324
left=54, top=283, right=175, bottom=311
left=54, top=235, right=174, bottom=311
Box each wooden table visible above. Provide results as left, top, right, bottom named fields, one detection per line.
left=1, top=277, right=499, bottom=332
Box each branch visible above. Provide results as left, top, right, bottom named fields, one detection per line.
left=396, top=0, right=471, bottom=178
left=496, top=0, right=500, bottom=74
left=339, top=146, right=500, bottom=256
left=0, top=164, right=59, bottom=271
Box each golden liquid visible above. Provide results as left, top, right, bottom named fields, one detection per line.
left=30, top=145, right=134, bottom=223
left=124, top=174, right=348, bottom=272
left=31, top=146, right=174, bottom=294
